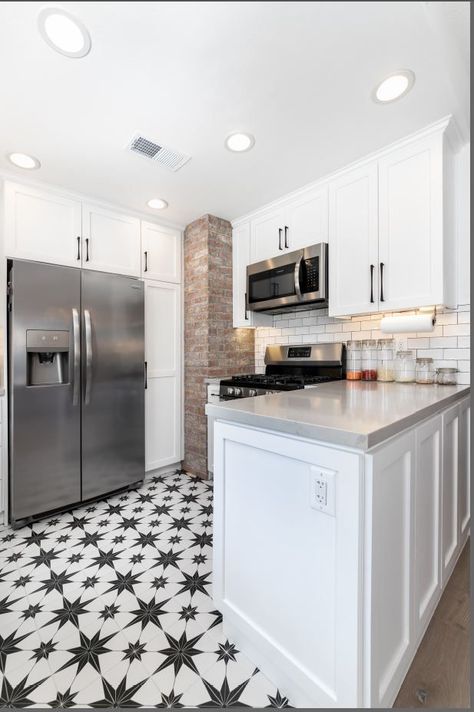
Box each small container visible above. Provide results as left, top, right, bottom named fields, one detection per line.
left=361, top=339, right=377, bottom=381
left=377, top=338, right=395, bottom=382
left=394, top=350, right=416, bottom=383
left=416, top=357, right=435, bottom=384
left=346, top=340, right=362, bottom=380
left=436, top=367, right=458, bottom=385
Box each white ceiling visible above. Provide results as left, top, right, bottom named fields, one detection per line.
left=0, top=1, right=470, bottom=227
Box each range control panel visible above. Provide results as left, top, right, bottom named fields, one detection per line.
left=288, top=347, right=312, bottom=359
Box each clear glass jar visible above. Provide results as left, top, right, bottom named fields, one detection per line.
left=346, top=340, right=362, bottom=380
left=377, top=338, right=395, bottom=382
left=436, top=367, right=458, bottom=385
left=361, top=339, right=377, bottom=381
left=416, top=357, right=435, bottom=384
left=394, top=350, right=416, bottom=383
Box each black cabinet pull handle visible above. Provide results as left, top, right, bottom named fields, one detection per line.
left=278, top=228, right=283, bottom=250
left=144, top=251, right=148, bottom=272
left=380, top=262, right=385, bottom=302
left=85, top=238, right=90, bottom=262
left=284, top=225, right=289, bottom=249
left=76, top=236, right=81, bottom=261
left=370, top=264, right=374, bottom=303
left=244, top=292, right=249, bottom=320
left=144, top=361, right=148, bottom=389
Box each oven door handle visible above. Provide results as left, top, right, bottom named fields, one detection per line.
left=294, top=255, right=303, bottom=300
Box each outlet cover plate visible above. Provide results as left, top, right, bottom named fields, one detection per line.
left=310, top=465, right=336, bottom=516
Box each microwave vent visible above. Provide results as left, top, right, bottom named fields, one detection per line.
left=127, top=133, right=191, bottom=172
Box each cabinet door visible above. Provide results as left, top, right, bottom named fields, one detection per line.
left=413, top=416, right=442, bottom=640
left=145, top=281, right=182, bottom=470
left=458, top=399, right=470, bottom=544
left=250, top=207, right=286, bottom=263
left=328, top=163, right=379, bottom=317
left=82, top=203, right=141, bottom=277
left=285, top=185, right=328, bottom=251
left=368, top=430, right=415, bottom=708
left=232, top=223, right=272, bottom=328
left=142, top=221, right=181, bottom=283
left=441, top=404, right=460, bottom=585
left=378, top=134, right=443, bottom=310
left=4, top=181, right=82, bottom=267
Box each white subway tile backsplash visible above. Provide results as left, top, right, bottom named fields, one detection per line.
left=444, top=323, right=470, bottom=337
left=254, top=305, right=470, bottom=385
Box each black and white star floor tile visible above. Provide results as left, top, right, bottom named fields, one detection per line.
left=0, top=471, right=291, bottom=708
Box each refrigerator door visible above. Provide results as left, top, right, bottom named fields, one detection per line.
left=9, top=260, right=81, bottom=523
left=81, top=270, right=145, bottom=500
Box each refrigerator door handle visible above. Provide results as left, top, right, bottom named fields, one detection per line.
left=84, top=309, right=93, bottom=405
left=72, top=308, right=80, bottom=406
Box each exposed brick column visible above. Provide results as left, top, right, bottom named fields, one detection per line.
left=183, top=215, right=255, bottom=478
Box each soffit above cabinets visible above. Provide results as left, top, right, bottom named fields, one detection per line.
left=0, top=1, right=469, bottom=225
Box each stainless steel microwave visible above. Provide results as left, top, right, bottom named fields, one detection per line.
left=246, top=243, right=328, bottom=313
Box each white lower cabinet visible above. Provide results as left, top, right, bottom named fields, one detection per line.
left=441, top=404, right=460, bottom=585
left=367, top=430, right=415, bottom=708
left=413, top=416, right=442, bottom=636
left=213, top=395, right=470, bottom=708
left=145, top=280, right=182, bottom=470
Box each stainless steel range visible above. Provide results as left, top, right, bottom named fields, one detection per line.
left=207, top=342, right=345, bottom=476
left=220, top=342, right=346, bottom=399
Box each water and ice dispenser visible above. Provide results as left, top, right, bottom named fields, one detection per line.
left=26, top=330, right=70, bottom=386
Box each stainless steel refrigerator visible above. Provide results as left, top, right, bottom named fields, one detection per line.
left=8, top=259, right=145, bottom=526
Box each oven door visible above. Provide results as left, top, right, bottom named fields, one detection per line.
left=246, top=250, right=303, bottom=311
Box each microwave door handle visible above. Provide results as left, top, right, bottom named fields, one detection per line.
left=294, top=256, right=303, bottom=300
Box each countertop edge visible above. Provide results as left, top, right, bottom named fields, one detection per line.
left=206, top=385, right=470, bottom=451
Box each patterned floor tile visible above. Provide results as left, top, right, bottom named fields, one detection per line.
left=0, top=470, right=291, bottom=707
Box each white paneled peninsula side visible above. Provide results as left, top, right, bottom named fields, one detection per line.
left=206, top=382, right=470, bottom=708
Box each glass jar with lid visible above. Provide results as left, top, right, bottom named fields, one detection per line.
left=394, top=350, right=416, bottom=383
left=346, top=340, right=362, bottom=380
left=416, top=357, right=435, bottom=384
left=377, top=338, right=395, bottom=382
left=436, top=367, right=458, bottom=385
left=361, top=339, right=377, bottom=381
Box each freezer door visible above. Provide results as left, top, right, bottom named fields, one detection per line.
left=9, top=260, right=81, bottom=523
left=81, top=270, right=145, bottom=500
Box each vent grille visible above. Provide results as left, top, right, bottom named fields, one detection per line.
left=128, top=133, right=191, bottom=172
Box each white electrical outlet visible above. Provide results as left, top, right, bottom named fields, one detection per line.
left=310, top=466, right=336, bottom=516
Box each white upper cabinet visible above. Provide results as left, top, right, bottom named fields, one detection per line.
left=249, top=185, right=329, bottom=264
left=141, top=221, right=181, bottom=283
left=82, top=203, right=141, bottom=277
left=284, top=185, right=328, bottom=251
left=4, top=181, right=82, bottom=267
left=328, top=163, right=379, bottom=316
left=378, top=134, right=444, bottom=311
left=250, top=207, right=287, bottom=263
left=232, top=222, right=271, bottom=328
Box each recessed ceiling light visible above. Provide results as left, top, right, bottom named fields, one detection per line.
left=147, top=198, right=168, bottom=210
left=373, top=70, right=415, bottom=103
left=7, top=152, right=41, bottom=170
left=225, top=132, right=255, bottom=152
left=38, top=7, right=91, bottom=58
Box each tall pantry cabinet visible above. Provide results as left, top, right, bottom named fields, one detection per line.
left=142, top=222, right=183, bottom=471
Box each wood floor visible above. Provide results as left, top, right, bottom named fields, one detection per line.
left=394, top=541, right=470, bottom=709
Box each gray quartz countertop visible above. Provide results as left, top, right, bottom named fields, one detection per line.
left=205, top=381, right=470, bottom=450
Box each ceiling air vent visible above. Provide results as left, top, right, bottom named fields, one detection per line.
left=128, top=133, right=191, bottom=172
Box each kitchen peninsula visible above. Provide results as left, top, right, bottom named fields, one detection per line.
left=206, top=381, right=470, bottom=708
